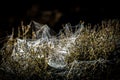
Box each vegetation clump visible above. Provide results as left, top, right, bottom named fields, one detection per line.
left=0, top=20, right=120, bottom=80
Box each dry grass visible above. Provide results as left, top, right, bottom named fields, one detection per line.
left=0, top=19, right=120, bottom=80
left=66, top=20, right=120, bottom=62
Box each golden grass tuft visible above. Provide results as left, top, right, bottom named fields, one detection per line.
left=0, top=19, right=120, bottom=79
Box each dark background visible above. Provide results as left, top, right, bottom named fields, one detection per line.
left=0, top=0, right=120, bottom=36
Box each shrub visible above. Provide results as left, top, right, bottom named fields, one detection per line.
left=0, top=19, right=120, bottom=80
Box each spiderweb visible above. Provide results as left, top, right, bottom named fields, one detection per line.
left=1, top=20, right=119, bottom=79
